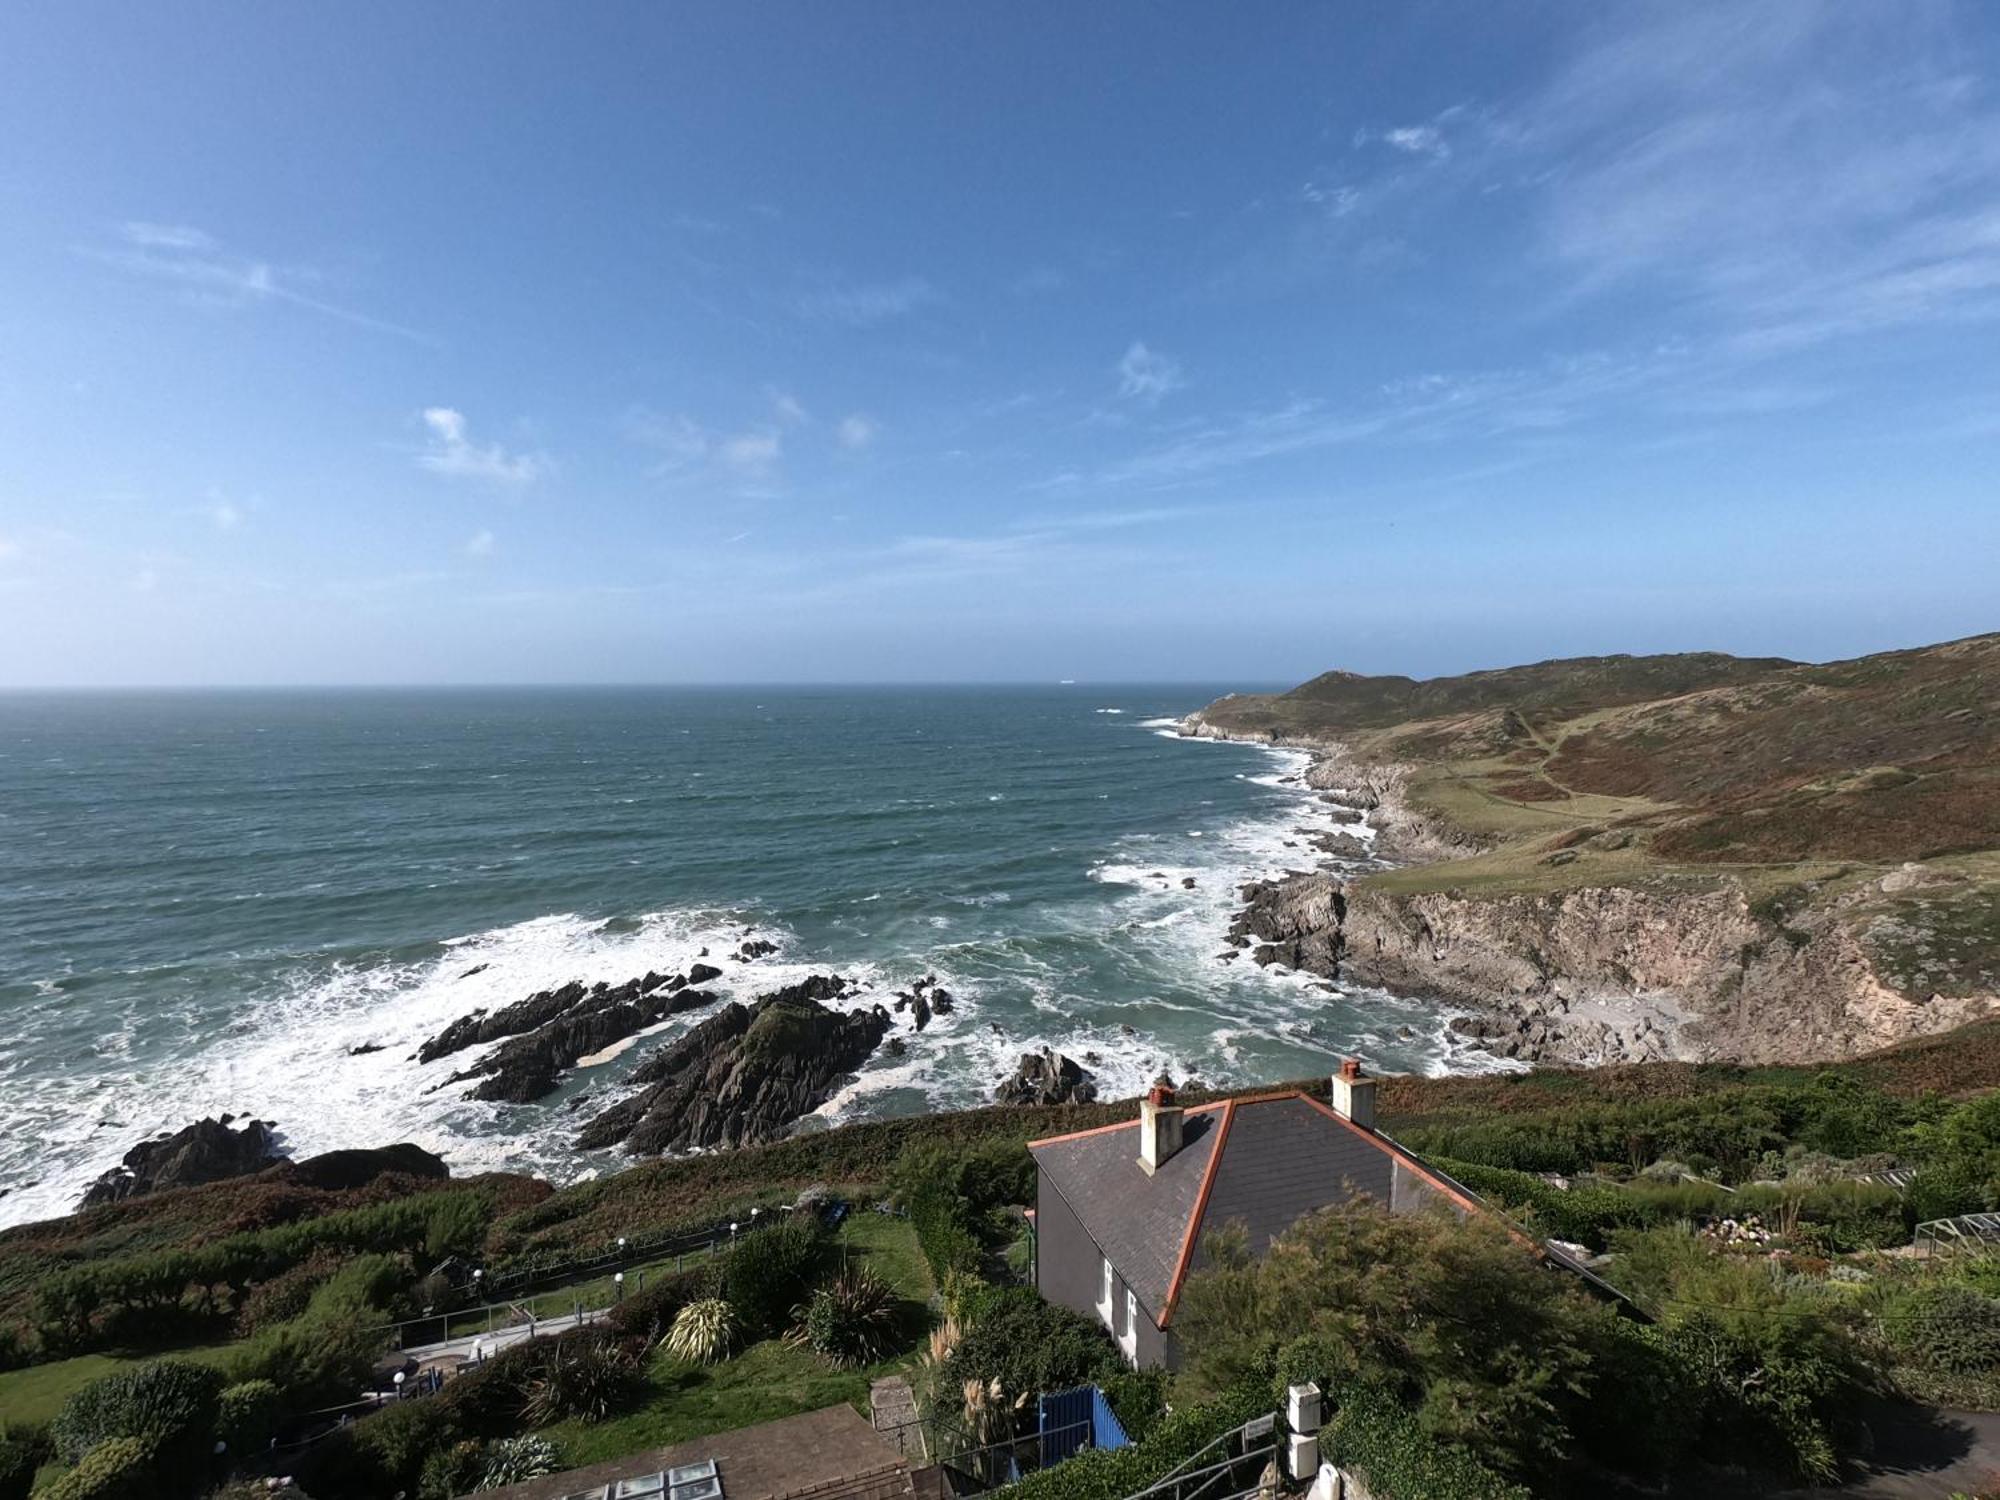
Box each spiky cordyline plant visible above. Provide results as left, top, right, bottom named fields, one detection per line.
left=664, top=1297, right=736, bottom=1365
left=788, top=1267, right=899, bottom=1368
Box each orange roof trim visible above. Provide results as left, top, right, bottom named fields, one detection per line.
left=1156, top=1097, right=1236, bottom=1329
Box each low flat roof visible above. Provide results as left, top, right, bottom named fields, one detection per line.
left=465, top=1402, right=914, bottom=1500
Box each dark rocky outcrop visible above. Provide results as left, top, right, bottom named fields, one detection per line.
left=445, top=980, right=721, bottom=1104
left=1229, top=872, right=1345, bottom=973
left=416, top=980, right=595, bottom=1064
left=734, top=939, right=778, bottom=962
left=278, top=1142, right=449, bottom=1191
left=687, top=963, right=724, bottom=986
left=80, top=1115, right=282, bottom=1208
left=576, top=975, right=889, bottom=1154
left=995, top=1048, right=1097, bottom=1107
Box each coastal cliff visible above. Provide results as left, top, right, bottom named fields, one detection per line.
left=1184, top=636, right=2000, bottom=1066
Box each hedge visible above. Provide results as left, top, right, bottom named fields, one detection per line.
left=31, top=1190, right=492, bottom=1355
left=1323, top=1383, right=1530, bottom=1500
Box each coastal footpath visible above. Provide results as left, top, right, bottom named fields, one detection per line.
left=1185, top=633, right=2000, bottom=1067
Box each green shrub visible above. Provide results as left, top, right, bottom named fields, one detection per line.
left=36, top=1435, right=156, bottom=1500
left=520, top=1328, right=639, bottom=1424
left=419, top=1439, right=488, bottom=1500
left=1322, top=1381, right=1530, bottom=1500
left=721, top=1215, right=826, bottom=1336
left=51, top=1357, right=225, bottom=1466
left=938, top=1286, right=1120, bottom=1409
left=604, top=1265, right=716, bottom=1346
left=790, top=1268, right=898, bottom=1368
left=228, top=1253, right=403, bottom=1402
left=1882, top=1284, right=2000, bottom=1375
left=0, top=1436, right=40, bottom=1500
left=216, top=1379, right=283, bottom=1456
left=348, top=1398, right=458, bottom=1498
left=477, top=1434, right=561, bottom=1488
left=1734, top=1181, right=1908, bottom=1251
left=1098, top=1367, right=1170, bottom=1443
left=664, top=1299, right=735, bottom=1365
left=1425, top=1158, right=1659, bottom=1250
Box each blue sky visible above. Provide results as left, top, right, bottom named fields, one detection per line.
left=1, top=2, right=1996, bottom=685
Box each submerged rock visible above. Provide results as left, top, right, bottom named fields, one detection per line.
left=79, top=1115, right=282, bottom=1208
left=575, top=975, right=887, bottom=1154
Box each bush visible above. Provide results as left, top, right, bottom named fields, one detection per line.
left=1882, top=1283, right=2000, bottom=1375
left=938, top=1286, right=1120, bottom=1410
left=228, top=1253, right=402, bottom=1402
left=790, top=1268, right=899, bottom=1368
left=216, top=1379, right=282, bottom=1456
left=521, top=1328, right=639, bottom=1424
left=420, top=1439, right=488, bottom=1500
left=478, top=1434, right=561, bottom=1488
left=1098, top=1368, right=1170, bottom=1443
left=0, top=1437, right=40, bottom=1500
left=604, top=1265, right=716, bottom=1346
left=665, top=1299, right=736, bottom=1365
left=1322, top=1381, right=1531, bottom=1500
left=434, top=1339, right=551, bottom=1438
left=349, top=1398, right=458, bottom=1498
left=235, top=1249, right=345, bottom=1334
left=36, top=1435, right=155, bottom=1500
left=721, top=1215, right=826, bottom=1336
left=1734, top=1181, right=1907, bottom=1252
left=51, top=1357, right=225, bottom=1467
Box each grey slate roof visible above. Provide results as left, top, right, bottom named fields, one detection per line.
left=1031, top=1104, right=1225, bottom=1318
left=1030, top=1092, right=1436, bottom=1328
left=1191, top=1095, right=1394, bottom=1269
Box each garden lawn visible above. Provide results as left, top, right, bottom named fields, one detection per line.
left=0, top=1340, right=245, bottom=1425
left=536, top=1213, right=935, bottom=1468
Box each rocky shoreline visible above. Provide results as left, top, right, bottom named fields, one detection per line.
left=1180, top=708, right=1996, bottom=1068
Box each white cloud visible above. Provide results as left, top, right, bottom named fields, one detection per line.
left=418, top=407, right=547, bottom=487
left=769, top=389, right=809, bottom=425
left=719, top=430, right=782, bottom=483
left=466, top=529, right=497, bottom=558
left=1117, top=342, right=1185, bottom=402
left=1384, top=125, right=1449, bottom=159
left=837, top=414, right=878, bottom=450
left=797, top=277, right=939, bottom=325
left=204, top=496, right=242, bottom=530
left=88, top=223, right=431, bottom=343
left=121, top=222, right=217, bottom=251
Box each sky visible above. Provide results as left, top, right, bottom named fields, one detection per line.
left=1, top=2, right=1997, bottom=686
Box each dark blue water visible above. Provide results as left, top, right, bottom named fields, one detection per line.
left=0, top=687, right=1474, bottom=1226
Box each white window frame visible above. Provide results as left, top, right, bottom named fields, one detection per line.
left=1096, top=1255, right=1115, bottom=1324
left=1119, top=1286, right=1140, bottom=1364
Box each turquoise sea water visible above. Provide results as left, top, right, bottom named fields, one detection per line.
left=0, top=686, right=1485, bottom=1227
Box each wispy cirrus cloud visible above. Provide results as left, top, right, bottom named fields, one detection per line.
left=418, top=408, right=547, bottom=487
left=86, top=222, right=432, bottom=343
left=1117, top=342, right=1184, bottom=403
left=627, top=406, right=785, bottom=493
left=796, top=276, right=940, bottom=325
left=836, top=414, right=878, bottom=450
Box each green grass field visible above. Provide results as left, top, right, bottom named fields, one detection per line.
left=535, top=1212, right=935, bottom=1468
left=0, top=1340, right=246, bottom=1426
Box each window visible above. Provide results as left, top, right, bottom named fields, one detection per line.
left=1099, top=1255, right=1114, bottom=1313
left=1125, top=1287, right=1137, bottom=1336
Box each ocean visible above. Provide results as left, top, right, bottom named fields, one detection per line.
left=0, top=686, right=1492, bottom=1228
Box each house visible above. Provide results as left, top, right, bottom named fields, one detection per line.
left=1027, top=1060, right=1485, bottom=1370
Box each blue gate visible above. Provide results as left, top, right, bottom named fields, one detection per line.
left=1037, top=1384, right=1133, bottom=1469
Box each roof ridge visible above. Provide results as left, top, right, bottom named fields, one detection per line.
left=1158, top=1097, right=1236, bottom=1329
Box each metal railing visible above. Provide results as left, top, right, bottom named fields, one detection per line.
left=929, top=1415, right=1097, bottom=1490
left=1119, top=1411, right=1281, bottom=1500
left=1916, top=1211, right=2000, bottom=1258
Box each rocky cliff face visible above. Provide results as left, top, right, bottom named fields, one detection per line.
left=1185, top=716, right=1998, bottom=1067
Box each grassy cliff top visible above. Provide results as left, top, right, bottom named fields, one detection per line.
left=1200, top=632, right=2000, bottom=871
